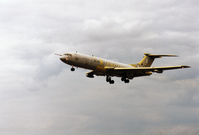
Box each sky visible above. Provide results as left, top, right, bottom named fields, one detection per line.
left=0, top=0, right=199, bottom=135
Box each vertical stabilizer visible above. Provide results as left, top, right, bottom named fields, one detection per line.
left=137, top=53, right=177, bottom=67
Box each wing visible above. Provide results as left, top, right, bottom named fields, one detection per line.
left=109, top=65, right=190, bottom=72
left=105, top=65, right=190, bottom=78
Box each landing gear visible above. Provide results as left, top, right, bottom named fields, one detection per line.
left=109, top=80, right=115, bottom=84
left=121, top=77, right=130, bottom=83
left=124, top=79, right=129, bottom=83
left=86, top=73, right=94, bottom=78
left=106, top=76, right=115, bottom=84
left=106, top=76, right=111, bottom=82
left=71, top=67, right=75, bottom=71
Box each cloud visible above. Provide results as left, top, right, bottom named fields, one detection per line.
left=0, top=0, right=199, bottom=135
left=150, top=125, right=199, bottom=135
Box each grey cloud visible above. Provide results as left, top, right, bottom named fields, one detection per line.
left=0, top=0, right=199, bottom=135
left=150, top=125, right=199, bottom=135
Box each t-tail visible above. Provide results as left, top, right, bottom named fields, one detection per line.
left=136, top=53, right=178, bottom=67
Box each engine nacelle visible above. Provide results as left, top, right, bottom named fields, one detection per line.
left=145, top=72, right=152, bottom=75
left=86, top=73, right=94, bottom=78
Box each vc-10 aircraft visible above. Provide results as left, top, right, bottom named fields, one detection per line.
left=57, top=52, right=190, bottom=84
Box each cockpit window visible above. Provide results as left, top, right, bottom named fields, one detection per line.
left=64, top=53, right=72, bottom=57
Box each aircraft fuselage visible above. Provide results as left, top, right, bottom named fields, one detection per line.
left=60, top=53, right=133, bottom=72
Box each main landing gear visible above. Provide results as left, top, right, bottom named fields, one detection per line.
left=121, top=77, right=130, bottom=83
left=106, top=76, right=114, bottom=84
left=106, top=76, right=130, bottom=84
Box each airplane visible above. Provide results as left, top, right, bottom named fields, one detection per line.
left=57, top=52, right=190, bottom=84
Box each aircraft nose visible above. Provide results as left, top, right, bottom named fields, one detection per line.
left=60, top=57, right=66, bottom=63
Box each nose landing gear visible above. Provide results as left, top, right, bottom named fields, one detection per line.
left=71, top=67, right=75, bottom=71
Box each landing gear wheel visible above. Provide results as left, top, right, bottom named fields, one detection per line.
left=106, top=76, right=111, bottom=82
left=124, top=79, right=129, bottom=83
left=71, top=67, right=75, bottom=71
left=109, top=80, right=115, bottom=84
left=106, top=76, right=114, bottom=84
left=121, top=77, right=130, bottom=83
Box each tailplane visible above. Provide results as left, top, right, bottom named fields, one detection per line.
left=136, top=53, right=177, bottom=67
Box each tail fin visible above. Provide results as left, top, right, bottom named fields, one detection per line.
left=137, top=53, right=177, bottom=67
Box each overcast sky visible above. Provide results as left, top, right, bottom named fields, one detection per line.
left=0, top=0, right=199, bottom=135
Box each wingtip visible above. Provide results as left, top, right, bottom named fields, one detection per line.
left=171, top=55, right=178, bottom=57
left=181, top=65, right=191, bottom=68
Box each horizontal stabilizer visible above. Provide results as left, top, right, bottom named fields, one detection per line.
left=144, top=53, right=178, bottom=58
